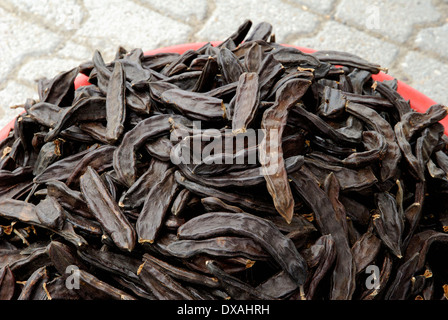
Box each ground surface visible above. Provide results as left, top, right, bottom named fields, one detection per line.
left=0, top=0, right=447, bottom=128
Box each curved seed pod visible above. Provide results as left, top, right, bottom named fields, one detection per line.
left=218, top=48, right=245, bottom=84
left=346, top=102, right=401, bottom=181
left=172, top=72, right=205, bottom=90
left=80, top=166, right=136, bottom=252
left=374, top=81, right=412, bottom=119
left=33, top=140, right=64, bottom=176
left=137, top=168, right=179, bottom=244
left=232, top=72, right=260, bottom=134
left=244, top=42, right=264, bottom=73
left=118, top=159, right=171, bottom=209
left=180, top=154, right=304, bottom=188
left=0, top=266, right=15, bottom=300
left=141, top=52, right=180, bottom=71
left=17, top=266, right=49, bottom=300
left=161, top=89, right=225, bottom=121
left=48, top=241, right=87, bottom=275
left=259, top=78, right=311, bottom=223
left=171, top=188, right=192, bottom=216
left=415, top=124, right=444, bottom=179
left=201, top=197, right=245, bottom=213
left=304, top=157, right=377, bottom=192
left=268, top=71, right=314, bottom=101
left=113, top=114, right=190, bottom=187
left=161, top=49, right=197, bottom=76
left=0, top=166, right=33, bottom=188
left=361, top=253, right=394, bottom=300
left=0, top=199, right=41, bottom=225
left=125, top=83, right=152, bottom=114
left=144, top=136, right=174, bottom=162
left=222, top=19, right=252, bottom=47
left=174, top=171, right=277, bottom=215
left=33, top=144, right=100, bottom=184
left=271, top=46, right=319, bottom=69
left=258, top=53, right=285, bottom=100
left=77, top=246, right=141, bottom=282
left=0, top=198, right=87, bottom=247
left=404, top=230, right=448, bottom=272
left=291, top=104, right=361, bottom=145
left=256, top=270, right=298, bottom=299
left=347, top=68, right=372, bottom=95
left=75, top=269, right=136, bottom=300
left=206, top=260, right=275, bottom=300
left=78, top=122, right=109, bottom=144
left=165, top=236, right=270, bottom=261
left=373, top=192, right=404, bottom=258
left=342, top=131, right=387, bottom=168
left=245, top=22, right=273, bottom=42
left=192, top=56, right=219, bottom=93
left=9, top=246, right=51, bottom=282
left=312, top=50, right=385, bottom=74
left=385, top=253, right=420, bottom=300
left=204, top=81, right=238, bottom=99
left=351, top=230, right=382, bottom=274
left=177, top=211, right=308, bottom=285
left=46, top=180, right=92, bottom=218
left=40, top=66, right=80, bottom=106
left=44, top=97, right=107, bottom=142
left=395, top=123, right=423, bottom=181
left=317, top=86, right=348, bottom=119
left=323, top=172, right=357, bottom=300
left=290, top=167, right=356, bottom=300
left=35, top=196, right=65, bottom=230
left=26, top=102, right=63, bottom=127
left=105, top=61, right=126, bottom=143
left=137, top=257, right=196, bottom=300
left=142, top=254, right=220, bottom=289
left=91, top=50, right=111, bottom=93
left=302, top=235, right=335, bottom=299
left=65, top=145, right=116, bottom=187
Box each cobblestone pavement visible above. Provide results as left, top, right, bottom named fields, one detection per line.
left=0, top=0, right=447, bottom=128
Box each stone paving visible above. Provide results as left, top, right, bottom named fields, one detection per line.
left=0, top=0, right=447, bottom=129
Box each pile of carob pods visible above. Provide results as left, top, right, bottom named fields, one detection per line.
left=1, top=20, right=448, bottom=300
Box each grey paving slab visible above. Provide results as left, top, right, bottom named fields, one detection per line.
left=73, top=0, right=192, bottom=62
left=399, top=51, right=448, bottom=105
left=195, top=0, right=320, bottom=43
left=292, top=20, right=400, bottom=69
left=287, top=0, right=336, bottom=14
left=139, top=0, right=209, bottom=23
left=335, top=0, right=441, bottom=43
left=54, top=41, right=95, bottom=62
left=17, top=57, right=85, bottom=87
left=414, top=23, right=448, bottom=61
left=0, top=6, right=62, bottom=84
left=0, top=81, right=37, bottom=128
left=5, top=0, right=85, bottom=31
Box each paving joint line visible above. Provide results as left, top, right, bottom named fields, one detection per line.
left=189, top=0, right=217, bottom=43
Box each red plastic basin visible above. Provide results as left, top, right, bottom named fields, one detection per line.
left=0, top=42, right=444, bottom=141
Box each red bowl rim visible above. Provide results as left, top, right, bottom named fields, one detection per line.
left=0, top=42, right=443, bottom=141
